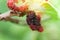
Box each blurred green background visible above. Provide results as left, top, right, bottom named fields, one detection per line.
left=0, top=0, right=60, bottom=40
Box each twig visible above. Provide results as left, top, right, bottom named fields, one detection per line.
left=0, top=10, right=19, bottom=24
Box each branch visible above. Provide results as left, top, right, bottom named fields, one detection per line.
left=0, top=10, right=19, bottom=24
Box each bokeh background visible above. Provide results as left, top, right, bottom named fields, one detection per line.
left=0, top=0, right=60, bottom=40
